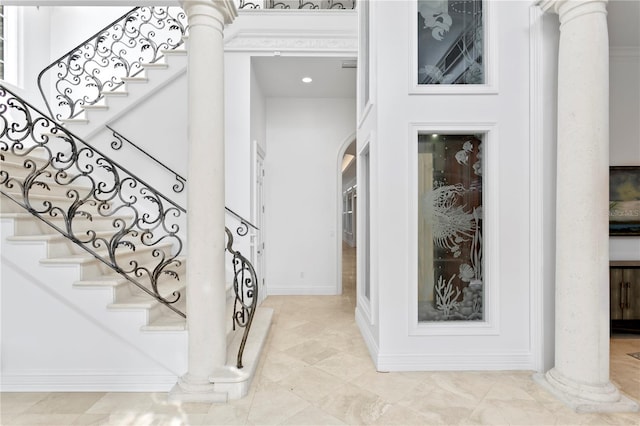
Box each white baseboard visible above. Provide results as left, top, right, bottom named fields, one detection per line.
left=267, top=285, right=337, bottom=296
left=0, top=370, right=178, bottom=392
left=376, top=351, right=534, bottom=372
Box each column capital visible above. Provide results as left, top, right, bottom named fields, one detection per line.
left=180, top=0, right=238, bottom=25
left=538, top=0, right=608, bottom=25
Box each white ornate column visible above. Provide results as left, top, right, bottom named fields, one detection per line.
left=535, top=0, right=638, bottom=413
left=170, top=0, right=237, bottom=403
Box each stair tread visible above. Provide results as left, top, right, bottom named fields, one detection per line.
left=142, top=315, right=186, bottom=331
left=40, top=242, right=175, bottom=263
left=7, top=230, right=114, bottom=242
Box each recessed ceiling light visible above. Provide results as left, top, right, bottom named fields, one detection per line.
left=302, top=77, right=313, bottom=84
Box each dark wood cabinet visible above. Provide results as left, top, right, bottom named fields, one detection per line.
left=610, top=261, right=640, bottom=334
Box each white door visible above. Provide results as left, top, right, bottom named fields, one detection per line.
left=254, top=144, right=266, bottom=303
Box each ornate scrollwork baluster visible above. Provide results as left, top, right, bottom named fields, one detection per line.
left=1, top=85, right=185, bottom=318
left=225, top=227, right=258, bottom=369
left=38, top=6, right=188, bottom=121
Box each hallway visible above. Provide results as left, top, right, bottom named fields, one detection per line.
left=1, top=250, right=639, bottom=425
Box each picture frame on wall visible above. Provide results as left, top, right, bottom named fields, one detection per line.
left=609, top=166, right=640, bottom=236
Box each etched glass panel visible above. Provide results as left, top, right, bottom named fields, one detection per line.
left=418, top=134, right=483, bottom=321
left=417, top=0, right=484, bottom=85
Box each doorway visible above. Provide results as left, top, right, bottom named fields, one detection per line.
left=339, top=138, right=357, bottom=305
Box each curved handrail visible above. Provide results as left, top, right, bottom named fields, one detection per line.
left=37, top=6, right=188, bottom=121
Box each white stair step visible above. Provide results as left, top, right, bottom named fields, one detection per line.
left=121, top=76, right=149, bottom=84
left=161, top=48, right=187, bottom=56
left=82, top=104, right=109, bottom=111
left=1, top=212, right=133, bottom=236
left=142, top=62, right=169, bottom=70
left=101, top=90, right=129, bottom=97
left=61, top=118, right=89, bottom=125
left=7, top=230, right=115, bottom=257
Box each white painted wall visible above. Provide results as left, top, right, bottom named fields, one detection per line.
left=360, top=1, right=535, bottom=371
left=265, top=97, right=356, bottom=295
left=609, top=50, right=640, bottom=261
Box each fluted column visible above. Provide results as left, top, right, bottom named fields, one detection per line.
left=170, top=0, right=237, bottom=402
left=535, top=0, right=638, bottom=412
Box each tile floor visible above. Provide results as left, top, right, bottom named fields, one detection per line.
left=2, top=244, right=639, bottom=425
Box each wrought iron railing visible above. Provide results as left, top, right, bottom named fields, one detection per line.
left=238, top=0, right=356, bottom=9
left=225, top=227, right=258, bottom=368
left=0, top=85, right=186, bottom=318
left=37, top=6, right=188, bottom=122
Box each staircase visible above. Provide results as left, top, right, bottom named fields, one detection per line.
left=0, top=5, right=269, bottom=396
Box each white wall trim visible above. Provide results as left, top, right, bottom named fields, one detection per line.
left=225, top=30, right=357, bottom=54
left=357, top=133, right=376, bottom=326
left=408, top=122, right=500, bottom=336
left=408, top=0, right=499, bottom=95
left=0, top=371, right=177, bottom=392
left=267, top=285, right=337, bottom=295
left=529, top=4, right=545, bottom=373
left=355, top=306, right=380, bottom=369
left=376, top=351, right=534, bottom=372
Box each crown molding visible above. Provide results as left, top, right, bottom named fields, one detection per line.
left=224, top=30, right=357, bottom=53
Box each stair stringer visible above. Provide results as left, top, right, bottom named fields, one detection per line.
left=0, top=216, right=188, bottom=392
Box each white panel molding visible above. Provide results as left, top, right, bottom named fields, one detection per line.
left=408, top=122, right=500, bottom=336
left=267, top=285, right=337, bottom=295
left=408, top=0, right=499, bottom=95
left=529, top=4, right=545, bottom=373
left=376, top=351, right=534, bottom=372
left=355, top=306, right=380, bottom=368
left=357, top=132, right=377, bottom=326
left=225, top=30, right=357, bottom=53
left=0, top=371, right=177, bottom=392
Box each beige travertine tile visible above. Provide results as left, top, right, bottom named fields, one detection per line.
left=277, top=365, right=345, bottom=402
left=84, top=392, right=159, bottom=414
left=24, top=392, right=105, bottom=414
left=280, top=405, right=346, bottom=425
left=317, top=382, right=391, bottom=424
left=284, top=339, right=340, bottom=365
left=246, top=380, right=310, bottom=425
left=3, top=413, right=82, bottom=425
left=259, top=349, right=310, bottom=382
left=350, top=370, right=423, bottom=404
left=313, top=351, right=375, bottom=381
left=372, top=404, right=436, bottom=425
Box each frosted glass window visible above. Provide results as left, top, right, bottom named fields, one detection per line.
left=418, top=134, right=483, bottom=321
left=417, top=0, right=484, bottom=85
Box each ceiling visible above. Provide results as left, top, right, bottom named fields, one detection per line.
left=252, top=56, right=357, bottom=99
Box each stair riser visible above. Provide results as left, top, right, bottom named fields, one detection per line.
left=147, top=293, right=187, bottom=324
left=9, top=215, right=133, bottom=236
left=117, top=267, right=186, bottom=299
left=1, top=194, right=107, bottom=216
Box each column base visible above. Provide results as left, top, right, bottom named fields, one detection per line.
left=168, top=373, right=228, bottom=403
left=533, top=370, right=639, bottom=413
